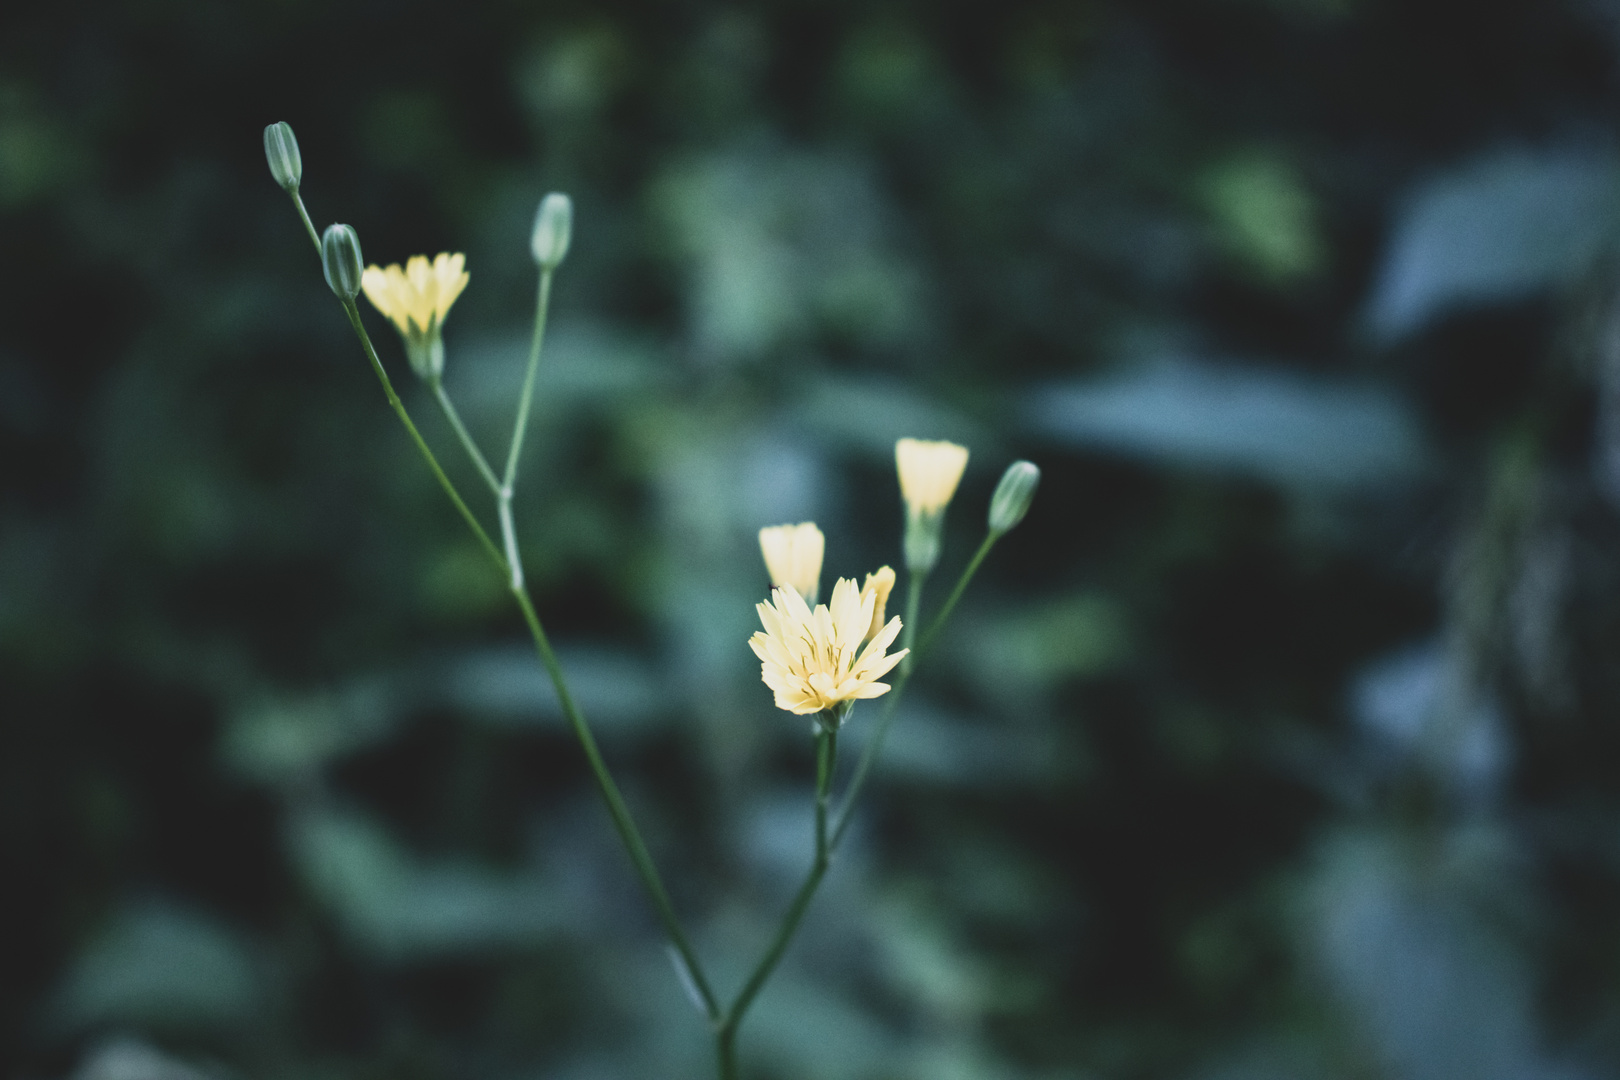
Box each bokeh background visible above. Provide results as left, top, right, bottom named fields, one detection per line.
left=7, top=0, right=1620, bottom=1077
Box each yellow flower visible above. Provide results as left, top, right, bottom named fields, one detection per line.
left=895, top=438, right=970, bottom=516
left=749, top=577, right=908, bottom=716
left=860, top=566, right=895, bottom=641
left=759, top=522, right=825, bottom=603
left=360, top=253, right=469, bottom=379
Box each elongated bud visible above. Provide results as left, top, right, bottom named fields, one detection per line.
left=896, top=438, right=969, bottom=574
left=759, top=522, right=824, bottom=605
left=263, top=121, right=302, bottom=192
left=988, top=461, right=1040, bottom=534
left=530, top=192, right=573, bottom=269
left=321, top=224, right=363, bottom=300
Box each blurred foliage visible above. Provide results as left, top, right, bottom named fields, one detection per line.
left=6, top=0, right=1620, bottom=1078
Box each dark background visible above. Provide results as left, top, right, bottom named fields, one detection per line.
left=6, top=1, right=1620, bottom=1077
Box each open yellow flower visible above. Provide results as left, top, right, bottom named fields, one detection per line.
left=749, top=577, right=908, bottom=717
left=360, top=252, right=469, bottom=380
left=759, top=522, right=825, bottom=604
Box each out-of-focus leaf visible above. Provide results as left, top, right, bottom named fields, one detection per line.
left=1367, top=150, right=1620, bottom=339
left=1027, top=359, right=1429, bottom=488
left=1350, top=641, right=1508, bottom=793
left=290, top=806, right=564, bottom=959
left=741, top=969, right=897, bottom=1080
left=222, top=681, right=397, bottom=785
left=954, top=592, right=1129, bottom=691
left=653, top=147, right=925, bottom=362
left=441, top=644, right=666, bottom=734
left=795, top=375, right=990, bottom=457
left=72, top=1038, right=223, bottom=1080
left=855, top=700, right=1060, bottom=787
left=1201, top=151, right=1322, bottom=283
left=1306, top=827, right=1566, bottom=1080
left=48, top=899, right=260, bottom=1033
left=450, top=321, right=671, bottom=421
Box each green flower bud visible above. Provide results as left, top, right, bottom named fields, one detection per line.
left=321, top=223, right=363, bottom=301
left=988, top=460, right=1040, bottom=535
left=263, top=121, right=302, bottom=192
left=404, top=335, right=445, bottom=381
left=903, top=510, right=944, bottom=574
left=530, top=192, right=573, bottom=269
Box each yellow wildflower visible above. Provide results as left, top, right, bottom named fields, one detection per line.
left=759, top=522, right=825, bottom=603
left=360, top=252, right=469, bottom=379
left=895, top=438, right=969, bottom=516
left=749, top=577, right=908, bottom=717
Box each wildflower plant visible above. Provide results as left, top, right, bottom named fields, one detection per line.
left=264, top=120, right=1039, bottom=1079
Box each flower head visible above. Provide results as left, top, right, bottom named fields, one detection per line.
left=360, top=253, right=469, bottom=379
left=896, top=438, right=969, bottom=517
left=759, top=522, right=825, bottom=604
left=750, top=577, right=908, bottom=717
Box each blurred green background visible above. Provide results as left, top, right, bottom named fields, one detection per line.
left=7, top=0, right=1620, bottom=1077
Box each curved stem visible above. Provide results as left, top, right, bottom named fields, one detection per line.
left=914, top=533, right=997, bottom=662
left=338, top=300, right=506, bottom=571
left=430, top=376, right=502, bottom=496
left=503, top=268, right=553, bottom=491
left=510, top=588, right=723, bottom=1022
left=716, top=728, right=838, bottom=1079
left=303, top=207, right=721, bottom=1032
left=290, top=190, right=321, bottom=255
left=828, top=532, right=997, bottom=850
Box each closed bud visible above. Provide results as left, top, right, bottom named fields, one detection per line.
left=988, top=460, right=1040, bottom=534
left=321, top=223, right=363, bottom=301
left=530, top=192, right=573, bottom=269
left=263, top=121, right=302, bottom=192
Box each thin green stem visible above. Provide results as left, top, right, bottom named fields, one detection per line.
left=289, top=190, right=322, bottom=255
left=339, top=300, right=506, bottom=572
left=828, top=535, right=997, bottom=850
left=304, top=208, right=720, bottom=1035
left=503, top=268, right=553, bottom=491
left=510, top=587, right=723, bottom=1022
left=898, top=567, right=928, bottom=677
left=717, top=728, right=839, bottom=1079
left=914, top=532, right=997, bottom=663
left=430, top=377, right=502, bottom=496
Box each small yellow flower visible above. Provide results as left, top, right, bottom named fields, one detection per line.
left=895, top=438, right=970, bottom=516
left=749, top=577, right=908, bottom=716
left=360, top=253, right=469, bottom=379
left=361, top=253, right=469, bottom=336
left=860, top=565, right=895, bottom=641
left=759, top=522, right=825, bottom=603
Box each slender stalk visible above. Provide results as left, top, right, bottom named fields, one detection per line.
left=338, top=300, right=506, bottom=571
left=294, top=180, right=731, bottom=1042
left=828, top=533, right=997, bottom=849
left=914, top=533, right=998, bottom=662
left=717, top=728, right=839, bottom=1079
left=430, top=376, right=502, bottom=496
left=290, top=190, right=322, bottom=254
left=302, top=213, right=719, bottom=1021
left=494, top=268, right=555, bottom=591
left=510, top=588, right=722, bottom=1022
left=503, top=268, right=553, bottom=491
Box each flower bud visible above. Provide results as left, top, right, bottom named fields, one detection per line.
left=531, top=192, right=573, bottom=269
left=321, top=223, right=363, bottom=301
left=988, top=460, right=1040, bottom=534
left=896, top=438, right=969, bottom=574
left=263, top=121, right=302, bottom=193
left=759, top=522, right=824, bottom=604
